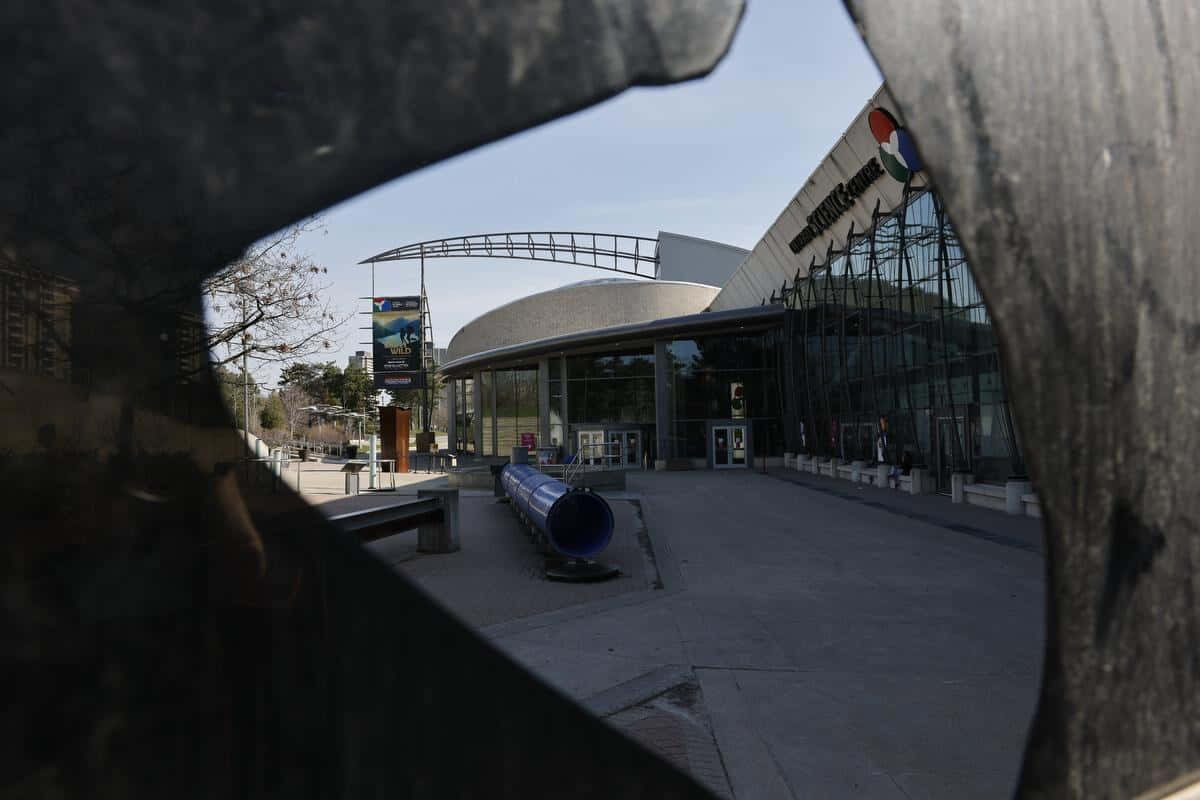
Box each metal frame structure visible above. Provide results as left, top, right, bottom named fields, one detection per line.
left=359, top=232, right=660, bottom=279
left=779, top=183, right=1026, bottom=487
left=362, top=232, right=659, bottom=437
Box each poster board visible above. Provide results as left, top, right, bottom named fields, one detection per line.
left=372, top=296, right=423, bottom=389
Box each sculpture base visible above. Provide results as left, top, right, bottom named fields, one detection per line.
left=544, top=558, right=620, bottom=583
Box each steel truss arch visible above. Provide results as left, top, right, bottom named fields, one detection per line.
left=360, top=231, right=660, bottom=278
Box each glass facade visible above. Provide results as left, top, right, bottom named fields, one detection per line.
left=476, top=366, right=537, bottom=456
left=783, top=186, right=1024, bottom=486
left=665, top=334, right=783, bottom=459
left=548, top=357, right=565, bottom=450
left=453, top=377, right=474, bottom=453
left=479, top=369, right=493, bottom=456
left=562, top=350, right=656, bottom=464
left=565, top=351, right=655, bottom=425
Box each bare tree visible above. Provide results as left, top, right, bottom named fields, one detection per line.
left=204, top=217, right=349, bottom=369
left=277, top=383, right=312, bottom=441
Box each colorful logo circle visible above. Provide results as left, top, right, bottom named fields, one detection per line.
left=868, top=108, right=922, bottom=183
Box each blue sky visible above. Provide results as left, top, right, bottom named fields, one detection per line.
left=285, top=2, right=882, bottom=377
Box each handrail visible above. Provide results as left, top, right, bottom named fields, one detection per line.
left=563, top=441, right=621, bottom=485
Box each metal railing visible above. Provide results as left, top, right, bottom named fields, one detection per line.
left=563, top=441, right=621, bottom=485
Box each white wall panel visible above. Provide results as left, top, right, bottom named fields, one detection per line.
left=711, top=84, right=931, bottom=311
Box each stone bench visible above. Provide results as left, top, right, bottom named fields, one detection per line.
left=962, top=481, right=1007, bottom=512
left=958, top=478, right=1034, bottom=515
left=417, top=488, right=461, bottom=553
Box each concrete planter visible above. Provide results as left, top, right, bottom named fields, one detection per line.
left=1006, top=480, right=1033, bottom=515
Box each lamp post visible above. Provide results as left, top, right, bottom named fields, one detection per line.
left=241, top=300, right=250, bottom=438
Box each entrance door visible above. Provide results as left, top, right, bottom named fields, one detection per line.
left=608, top=431, right=624, bottom=468
left=712, top=425, right=748, bottom=469
left=578, top=430, right=604, bottom=465
left=623, top=431, right=641, bottom=468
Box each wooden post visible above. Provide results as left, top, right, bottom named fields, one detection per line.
left=379, top=406, right=411, bottom=473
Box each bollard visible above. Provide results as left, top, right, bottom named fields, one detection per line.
left=490, top=463, right=507, bottom=497
left=951, top=472, right=966, bottom=503
left=368, top=433, right=378, bottom=489
left=417, top=489, right=460, bottom=553
left=345, top=471, right=359, bottom=495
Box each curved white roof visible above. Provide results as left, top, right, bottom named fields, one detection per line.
left=445, top=279, right=719, bottom=364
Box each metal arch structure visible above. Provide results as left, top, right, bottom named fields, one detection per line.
left=359, top=231, right=661, bottom=279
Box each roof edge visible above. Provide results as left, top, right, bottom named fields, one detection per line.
left=440, top=304, right=784, bottom=374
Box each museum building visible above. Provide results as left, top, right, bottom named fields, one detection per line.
left=439, top=85, right=1027, bottom=492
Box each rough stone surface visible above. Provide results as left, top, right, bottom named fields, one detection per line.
left=845, top=1, right=1200, bottom=795
left=0, top=3, right=743, bottom=798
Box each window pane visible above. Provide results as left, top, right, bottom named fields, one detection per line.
left=479, top=370, right=493, bottom=456
left=495, top=369, right=516, bottom=454
left=515, top=367, right=538, bottom=447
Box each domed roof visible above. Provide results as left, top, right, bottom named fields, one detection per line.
left=445, top=279, right=720, bottom=364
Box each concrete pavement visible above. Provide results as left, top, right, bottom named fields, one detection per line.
left=309, top=464, right=1044, bottom=798
left=481, top=470, right=1044, bottom=799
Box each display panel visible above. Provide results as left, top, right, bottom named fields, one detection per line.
left=372, top=296, right=423, bottom=388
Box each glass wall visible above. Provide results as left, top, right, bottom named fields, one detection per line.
left=666, top=334, right=782, bottom=459
left=479, top=369, right=493, bottom=455
left=566, top=350, right=655, bottom=427
left=548, top=358, right=565, bottom=450
left=784, top=186, right=1023, bottom=484
left=453, top=377, right=475, bottom=453
left=480, top=366, right=537, bottom=455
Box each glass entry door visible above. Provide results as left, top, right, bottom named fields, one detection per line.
left=578, top=430, right=605, bottom=465
left=608, top=430, right=641, bottom=468
left=712, top=425, right=747, bottom=469
left=624, top=431, right=642, bottom=467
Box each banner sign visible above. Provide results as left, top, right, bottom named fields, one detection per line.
left=372, top=296, right=423, bottom=389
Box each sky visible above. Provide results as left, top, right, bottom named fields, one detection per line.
left=253, top=2, right=882, bottom=383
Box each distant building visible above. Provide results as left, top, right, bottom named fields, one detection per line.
left=1, top=263, right=77, bottom=382
left=347, top=350, right=368, bottom=370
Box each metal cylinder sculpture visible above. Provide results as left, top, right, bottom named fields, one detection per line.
left=500, top=464, right=614, bottom=558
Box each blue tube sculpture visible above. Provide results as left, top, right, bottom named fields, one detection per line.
left=500, top=463, right=615, bottom=558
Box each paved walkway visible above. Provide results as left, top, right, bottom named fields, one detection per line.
left=482, top=470, right=1045, bottom=799
left=764, top=467, right=1044, bottom=554
left=364, top=495, right=659, bottom=627
left=276, top=459, right=453, bottom=506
